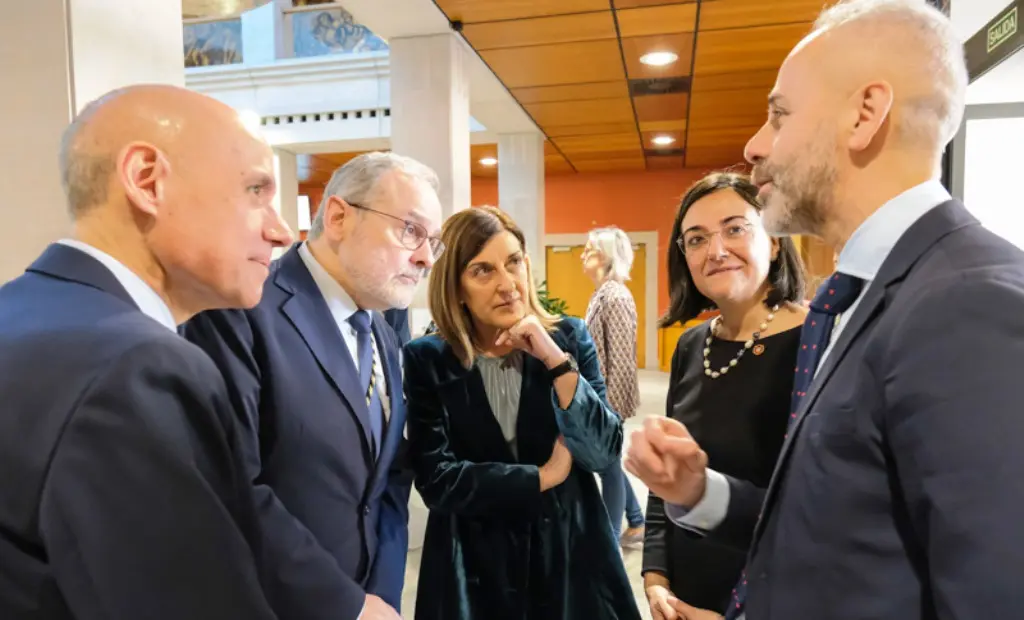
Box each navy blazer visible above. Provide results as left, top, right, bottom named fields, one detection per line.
left=183, top=244, right=411, bottom=620
left=713, top=201, right=1024, bottom=619
left=0, top=244, right=275, bottom=620
left=404, top=318, right=641, bottom=620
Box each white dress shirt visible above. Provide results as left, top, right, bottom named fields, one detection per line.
left=297, top=242, right=389, bottom=419
left=663, top=181, right=951, bottom=618
left=58, top=239, right=177, bottom=332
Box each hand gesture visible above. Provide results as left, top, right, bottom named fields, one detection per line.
left=625, top=417, right=708, bottom=508
left=495, top=315, right=565, bottom=367
left=539, top=436, right=572, bottom=491
left=361, top=594, right=401, bottom=619
left=667, top=597, right=724, bottom=620
left=647, top=584, right=680, bottom=620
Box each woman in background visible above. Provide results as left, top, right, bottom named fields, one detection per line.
left=642, top=172, right=807, bottom=619
left=583, top=226, right=645, bottom=546
left=404, top=206, right=640, bottom=620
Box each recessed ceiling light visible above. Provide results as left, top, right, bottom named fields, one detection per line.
left=479, top=157, right=498, bottom=166
left=640, top=51, right=679, bottom=67
left=652, top=135, right=676, bottom=146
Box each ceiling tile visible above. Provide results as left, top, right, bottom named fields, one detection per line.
left=685, top=125, right=762, bottom=147
left=513, top=81, right=629, bottom=104
left=616, top=4, right=698, bottom=38
left=645, top=154, right=685, bottom=169
left=699, top=0, right=824, bottom=31
left=554, top=132, right=643, bottom=155
left=463, top=12, right=616, bottom=50
left=434, top=0, right=610, bottom=24
left=633, top=92, right=688, bottom=123
left=573, top=157, right=647, bottom=172
left=685, top=145, right=748, bottom=169
left=546, top=122, right=639, bottom=137
left=614, top=0, right=695, bottom=8
left=638, top=119, right=687, bottom=132
left=688, top=87, right=771, bottom=128
left=524, top=98, right=636, bottom=127
left=693, top=23, right=810, bottom=76
left=621, top=32, right=695, bottom=79
left=481, top=40, right=626, bottom=88
left=691, top=69, right=779, bottom=92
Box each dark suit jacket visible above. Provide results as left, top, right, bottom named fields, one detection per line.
left=711, top=201, right=1024, bottom=619
left=382, top=308, right=411, bottom=345
left=404, top=318, right=641, bottom=620
left=0, top=244, right=276, bottom=620
left=183, top=244, right=411, bottom=620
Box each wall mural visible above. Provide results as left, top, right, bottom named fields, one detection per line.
left=183, top=19, right=243, bottom=67
left=292, top=5, right=388, bottom=57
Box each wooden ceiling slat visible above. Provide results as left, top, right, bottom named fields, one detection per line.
left=433, top=0, right=609, bottom=24
left=685, top=145, right=749, bottom=168
left=574, top=157, right=647, bottom=172
left=554, top=132, right=643, bottom=154
left=463, top=12, right=616, bottom=50
left=546, top=122, right=639, bottom=137
left=699, top=0, right=824, bottom=31
left=633, top=93, right=689, bottom=123
left=480, top=40, right=625, bottom=88
left=691, top=69, right=779, bottom=92
left=524, top=98, right=635, bottom=127
left=613, top=0, right=696, bottom=8
left=685, top=125, right=762, bottom=147
left=512, top=81, right=629, bottom=104
left=615, top=4, right=698, bottom=38
left=621, top=33, right=695, bottom=79
left=638, top=119, right=687, bottom=132
left=645, top=155, right=685, bottom=169
left=693, top=23, right=811, bottom=76
left=688, top=87, right=771, bottom=128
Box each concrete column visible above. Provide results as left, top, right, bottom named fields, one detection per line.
left=389, top=33, right=472, bottom=216
left=0, top=0, right=183, bottom=282
left=241, top=1, right=287, bottom=65
left=498, top=132, right=546, bottom=281
left=273, top=149, right=299, bottom=257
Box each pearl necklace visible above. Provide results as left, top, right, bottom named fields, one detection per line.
left=703, top=304, right=780, bottom=379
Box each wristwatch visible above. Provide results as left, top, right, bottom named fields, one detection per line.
left=548, top=353, right=578, bottom=380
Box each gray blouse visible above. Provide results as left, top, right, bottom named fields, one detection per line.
left=475, top=351, right=525, bottom=458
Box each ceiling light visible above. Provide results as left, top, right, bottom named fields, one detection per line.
left=640, top=51, right=679, bottom=67
left=652, top=135, right=676, bottom=146
left=479, top=157, right=498, bottom=166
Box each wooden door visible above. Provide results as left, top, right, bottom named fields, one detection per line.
left=545, top=244, right=646, bottom=369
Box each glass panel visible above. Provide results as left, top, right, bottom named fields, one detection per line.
left=292, top=6, right=389, bottom=57
left=183, top=19, right=244, bottom=67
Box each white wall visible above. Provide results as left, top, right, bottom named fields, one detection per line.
left=963, top=114, right=1024, bottom=250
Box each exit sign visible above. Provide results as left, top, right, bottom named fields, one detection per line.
left=966, top=0, right=1024, bottom=81
left=988, top=7, right=1018, bottom=53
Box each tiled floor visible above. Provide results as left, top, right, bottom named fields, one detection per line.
left=400, top=370, right=670, bottom=619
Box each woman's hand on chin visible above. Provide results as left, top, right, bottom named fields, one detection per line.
left=495, top=315, right=565, bottom=367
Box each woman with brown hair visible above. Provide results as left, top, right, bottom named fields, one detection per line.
left=403, top=206, right=640, bottom=620
left=642, top=172, right=807, bottom=619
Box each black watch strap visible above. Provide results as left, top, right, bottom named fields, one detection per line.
left=548, top=354, right=577, bottom=380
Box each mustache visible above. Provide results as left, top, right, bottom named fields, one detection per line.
left=399, top=267, right=426, bottom=281
left=751, top=164, right=773, bottom=186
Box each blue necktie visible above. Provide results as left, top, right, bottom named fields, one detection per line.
left=724, top=271, right=863, bottom=620
left=348, top=310, right=383, bottom=457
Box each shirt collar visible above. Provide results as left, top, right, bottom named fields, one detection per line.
left=836, top=180, right=951, bottom=282
left=297, top=241, right=360, bottom=323
left=57, top=239, right=177, bottom=332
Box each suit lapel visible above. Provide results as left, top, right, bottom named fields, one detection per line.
left=751, top=200, right=978, bottom=548
left=274, top=246, right=374, bottom=454
left=28, top=243, right=138, bottom=310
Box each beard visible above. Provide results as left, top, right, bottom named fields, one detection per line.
left=755, top=137, right=837, bottom=238
left=339, top=243, right=424, bottom=310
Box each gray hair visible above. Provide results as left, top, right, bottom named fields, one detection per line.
left=308, top=151, right=440, bottom=238
left=812, top=0, right=968, bottom=149
left=587, top=226, right=634, bottom=281
left=59, top=90, right=127, bottom=217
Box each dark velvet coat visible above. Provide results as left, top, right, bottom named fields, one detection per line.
left=403, top=318, right=642, bottom=620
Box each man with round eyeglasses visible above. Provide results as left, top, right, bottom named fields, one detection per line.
left=183, top=152, right=444, bottom=620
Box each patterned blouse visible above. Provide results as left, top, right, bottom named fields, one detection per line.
left=585, top=279, right=640, bottom=418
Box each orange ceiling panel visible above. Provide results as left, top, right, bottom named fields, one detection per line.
left=480, top=40, right=626, bottom=88
left=433, top=0, right=609, bottom=23
left=463, top=12, right=616, bottom=50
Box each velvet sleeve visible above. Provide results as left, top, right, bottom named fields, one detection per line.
left=551, top=320, right=624, bottom=473
left=404, top=345, right=544, bottom=519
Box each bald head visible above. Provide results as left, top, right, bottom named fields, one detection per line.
left=59, top=84, right=260, bottom=217
left=797, top=0, right=967, bottom=150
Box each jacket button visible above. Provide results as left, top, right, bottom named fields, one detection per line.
left=363, top=505, right=371, bottom=516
